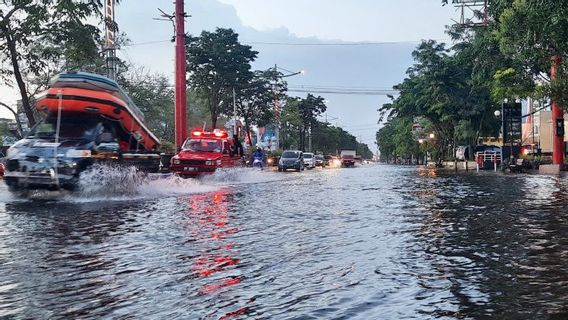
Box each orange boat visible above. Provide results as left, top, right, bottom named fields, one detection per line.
left=35, top=86, right=159, bottom=151
left=4, top=72, right=162, bottom=191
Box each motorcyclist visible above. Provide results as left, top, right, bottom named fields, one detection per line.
left=252, top=147, right=264, bottom=168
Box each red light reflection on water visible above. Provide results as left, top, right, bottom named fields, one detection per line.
left=185, top=190, right=242, bottom=293
left=184, top=190, right=251, bottom=318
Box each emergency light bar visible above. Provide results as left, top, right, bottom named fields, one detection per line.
left=191, top=129, right=228, bottom=138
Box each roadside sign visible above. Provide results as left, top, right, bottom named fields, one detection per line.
left=502, top=102, right=522, bottom=144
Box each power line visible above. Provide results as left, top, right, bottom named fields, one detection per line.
left=123, top=39, right=172, bottom=47
left=288, top=89, right=397, bottom=96
left=122, top=38, right=450, bottom=48
left=245, top=39, right=449, bottom=46
left=291, top=84, right=395, bottom=90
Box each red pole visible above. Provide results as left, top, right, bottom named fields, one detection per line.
left=551, top=54, right=564, bottom=165
left=175, top=0, right=187, bottom=149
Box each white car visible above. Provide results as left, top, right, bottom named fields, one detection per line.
left=303, top=152, right=316, bottom=169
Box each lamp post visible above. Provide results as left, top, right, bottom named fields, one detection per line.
left=418, top=134, right=435, bottom=166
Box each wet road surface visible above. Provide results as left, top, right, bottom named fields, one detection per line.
left=1, top=165, right=568, bottom=319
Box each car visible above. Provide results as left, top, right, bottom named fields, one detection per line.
left=278, top=150, right=304, bottom=172
left=303, top=152, right=316, bottom=169
left=324, top=155, right=333, bottom=167
left=315, top=155, right=325, bottom=167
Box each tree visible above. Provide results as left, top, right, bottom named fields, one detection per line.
left=0, top=1, right=109, bottom=126
left=297, top=94, right=327, bottom=151
left=186, top=28, right=257, bottom=128
left=496, top=0, right=568, bottom=107
left=119, top=68, right=175, bottom=143
left=235, top=70, right=279, bottom=147
left=280, top=97, right=303, bottom=150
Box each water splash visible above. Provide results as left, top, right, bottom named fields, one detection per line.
left=0, top=165, right=289, bottom=203
left=202, top=167, right=288, bottom=186
left=72, top=164, right=218, bottom=202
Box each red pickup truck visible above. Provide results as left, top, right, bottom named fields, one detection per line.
left=170, top=129, right=243, bottom=177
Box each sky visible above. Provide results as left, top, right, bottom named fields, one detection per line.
left=0, top=0, right=459, bottom=150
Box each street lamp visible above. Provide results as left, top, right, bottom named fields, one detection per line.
left=429, top=133, right=435, bottom=139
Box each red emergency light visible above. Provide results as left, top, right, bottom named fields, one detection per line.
left=190, top=129, right=228, bottom=138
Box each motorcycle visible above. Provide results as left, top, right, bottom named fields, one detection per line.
left=252, top=156, right=264, bottom=170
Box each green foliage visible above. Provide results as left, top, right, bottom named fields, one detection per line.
left=119, top=68, right=175, bottom=143
left=0, top=1, right=108, bottom=126
left=298, top=94, right=327, bottom=151
left=233, top=70, right=279, bottom=146
left=495, top=0, right=568, bottom=110
left=186, top=28, right=257, bottom=128
left=376, top=117, right=420, bottom=161
left=280, top=97, right=302, bottom=150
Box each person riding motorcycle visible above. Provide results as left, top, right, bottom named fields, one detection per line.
left=251, top=147, right=264, bottom=168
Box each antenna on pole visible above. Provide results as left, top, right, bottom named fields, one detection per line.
left=450, top=0, right=490, bottom=28
left=104, top=0, right=118, bottom=80
left=155, top=2, right=190, bottom=148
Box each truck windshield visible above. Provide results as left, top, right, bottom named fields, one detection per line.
left=183, top=139, right=222, bottom=153
left=28, top=116, right=98, bottom=141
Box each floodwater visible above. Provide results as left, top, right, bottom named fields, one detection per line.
left=1, top=165, right=568, bottom=319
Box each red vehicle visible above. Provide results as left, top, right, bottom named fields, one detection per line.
left=170, top=129, right=243, bottom=177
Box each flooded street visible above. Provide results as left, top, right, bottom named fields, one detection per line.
left=1, top=165, right=568, bottom=319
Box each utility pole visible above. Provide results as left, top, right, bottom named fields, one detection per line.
left=104, top=0, right=117, bottom=80
left=551, top=55, right=565, bottom=166
left=273, top=64, right=281, bottom=151
left=308, top=126, right=312, bottom=152
left=174, top=0, right=187, bottom=149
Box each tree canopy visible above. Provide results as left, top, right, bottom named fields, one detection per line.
left=186, top=28, right=257, bottom=129
left=0, top=0, right=109, bottom=126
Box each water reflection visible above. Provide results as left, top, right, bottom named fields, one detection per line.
left=407, top=173, right=568, bottom=318
left=181, top=190, right=249, bottom=319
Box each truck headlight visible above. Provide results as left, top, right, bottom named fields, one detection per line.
left=173, top=159, right=181, bottom=165
left=205, top=160, right=214, bottom=166
left=216, top=159, right=222, bottom=166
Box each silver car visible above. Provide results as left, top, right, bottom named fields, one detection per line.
left=303, top=153, right=316, bottom=169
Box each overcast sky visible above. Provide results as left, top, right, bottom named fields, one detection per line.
left=218, top=0, right=456, bottom=42
left=0, top=0, right=459, bottom=149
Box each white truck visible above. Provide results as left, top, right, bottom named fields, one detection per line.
left=340, top=150, right=356, bottom=167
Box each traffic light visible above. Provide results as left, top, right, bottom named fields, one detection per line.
left=556, top=118, right=564, bottom=136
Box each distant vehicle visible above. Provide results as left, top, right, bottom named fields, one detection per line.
left=303, top=152, right=316, bottom=169
left=278, top=150, right=304, bottom=172
left=323, top=155, right=333, bottom=167
left=325, top=155, right=341, bottom=168
left=315, top=155, right=324, bottom=167
left=340, top=150, right=356, bottom=167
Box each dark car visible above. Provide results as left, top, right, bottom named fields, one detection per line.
left=278, top=150, right=304, bottom=172
left=315, top=155, right=324, bottom=167
left=324, top=155, right=333, bottom=167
